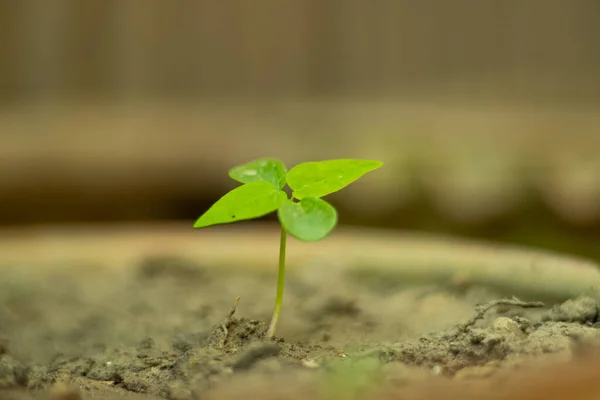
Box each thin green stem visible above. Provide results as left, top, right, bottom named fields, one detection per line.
left=266, top=224, right=287, bottom=338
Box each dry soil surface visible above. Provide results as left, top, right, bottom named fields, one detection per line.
left=1, top=247, right=600, bottom=400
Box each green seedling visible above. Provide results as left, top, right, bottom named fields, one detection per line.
left=193, top=158, right=383, bottom=338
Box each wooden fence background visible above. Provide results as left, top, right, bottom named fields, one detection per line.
left=1, top=0, right=599, bottom=104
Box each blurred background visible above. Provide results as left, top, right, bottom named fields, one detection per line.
left=1, top=0, right=599, bottom=259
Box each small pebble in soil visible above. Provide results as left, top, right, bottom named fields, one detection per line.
left=301, top=359, right=319, bottom=369
left=47, top=382, right=82, bottom=400
left=489, top=317, right=526, bottom=340
left=231, top=342, right=281, bottom=371
left=453, top=365, right=497, bottom=380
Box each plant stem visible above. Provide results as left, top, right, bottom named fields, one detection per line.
left=266, top=225, right=287, bottom=339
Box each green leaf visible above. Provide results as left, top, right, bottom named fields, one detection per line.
left=278, top=197, right=337, bottom=242
left=194, top=181, right=287, bottom=228
left=287, top=159, right=383, bottom=199
left=228, top=158, right=287, bottom=190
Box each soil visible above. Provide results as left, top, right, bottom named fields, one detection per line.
left=1, top=253, right=600, bottom=400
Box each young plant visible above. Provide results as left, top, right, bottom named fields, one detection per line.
left=193, top=158, right=383, bottom=338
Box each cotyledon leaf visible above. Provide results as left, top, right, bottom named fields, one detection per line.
left=228, top=158, right=287, bottom=190
left=287, top=159, right=383, bottom=199
left=278, top=197, right=338, bottom=242
left=194, top=181, right=287, bottom=228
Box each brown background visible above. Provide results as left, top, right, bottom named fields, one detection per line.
left=1, top=1, right=599, bottom=258
left=1, top=0, right=600, bottom=102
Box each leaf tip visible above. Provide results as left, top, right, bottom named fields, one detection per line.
left=370, top=159, right=384, bottom=168
left=193, top=217, right=209, bottom=229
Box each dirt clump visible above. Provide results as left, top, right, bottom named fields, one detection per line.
left=392, top=296, right=600, bottom=377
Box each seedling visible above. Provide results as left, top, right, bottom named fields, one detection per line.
left=193, top=158, right=383, bottom=338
